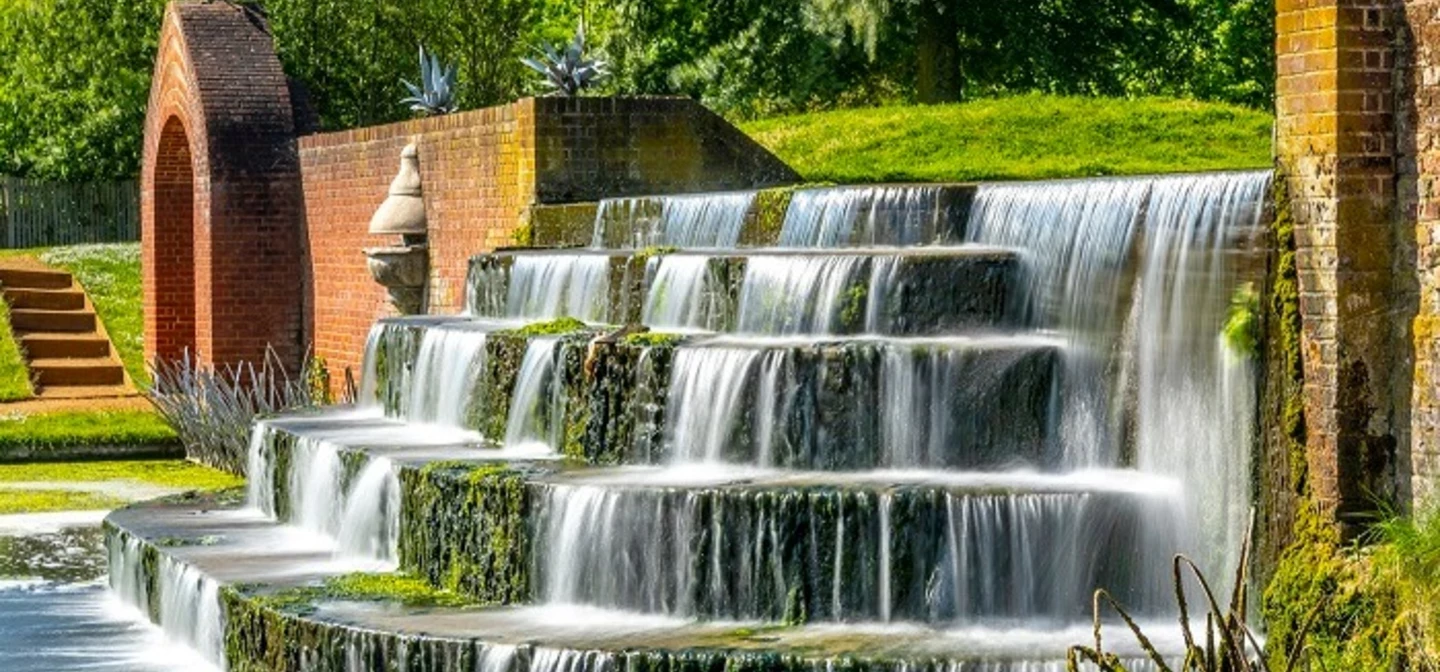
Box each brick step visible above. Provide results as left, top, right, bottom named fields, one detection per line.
left=30, top=358, right=125, bottom=386
left=19, top=333, right=111, bottom=359
left=4, top=288, right=86, bottom=311
left=0, top=268, right=73, bottom=290
left=10, top=309, right=96, bottom=333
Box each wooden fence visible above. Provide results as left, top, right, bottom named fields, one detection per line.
left=0, top=177, right=140, bottom=248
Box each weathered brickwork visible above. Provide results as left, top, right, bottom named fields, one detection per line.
left=140, top=1, right=305, bottom=372
left=1275, top=0, right=1440, bottom=520
left=297, top=97, right=798, bottom=388
left=1400, top=0, right=1440, bottom=503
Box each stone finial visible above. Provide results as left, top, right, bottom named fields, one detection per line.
left=369, top=143, right=426, bottom=237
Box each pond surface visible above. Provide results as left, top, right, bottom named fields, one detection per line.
left=0, top=511, right=215, bottom=672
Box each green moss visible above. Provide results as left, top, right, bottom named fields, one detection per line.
left=1270, top=179, right=1308, bottom=493
left=505, top=316, right=590, bottom=337
left=1222, top=281, right=1260, bottom=358
left=398, top=461, right=532, bottom=603
left=838, top=282, right=868, bottom=331
left=633, top=246, right=678, bottom=264
left=753, top=186, right=799, bottom=245
left=621, top=331, right=685, bottom=348
left=510, top=221, right=533, bottom=246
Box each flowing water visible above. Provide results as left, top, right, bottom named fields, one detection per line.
left=592, top=191, right=756, bottom=248
left=100, top=170, right=1270, bottom=670
left=779, top=186, right=945, bottom=247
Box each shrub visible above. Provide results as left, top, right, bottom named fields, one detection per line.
left=147, top=349, right=325, bottom=475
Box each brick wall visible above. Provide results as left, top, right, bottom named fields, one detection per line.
left=297, top=97, right=799, bottom=387
left=143, top=1, right=797, bottom=389
left=141, top=1, right=305, bottom=372
left=1276, top=0, right=1440, bottom=521
left=1400, top=0, right=1440, bottom=503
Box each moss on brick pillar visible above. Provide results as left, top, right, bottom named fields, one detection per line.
left=1275, top=0, right=1409, bottom=535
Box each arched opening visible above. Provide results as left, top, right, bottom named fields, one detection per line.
left=150, top=115, right=197, bottom=361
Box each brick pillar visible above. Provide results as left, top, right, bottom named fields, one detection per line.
left=1276, top=0, right=1407, bottom=527
left=141, top=1, right=305, bottom=372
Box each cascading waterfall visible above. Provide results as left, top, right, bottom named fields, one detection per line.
left=592, top=191, right=756, bottom=249
left=966, top=170, right=1270, bottom=583
left=779, top=186, right=943, bottom=247
left=641, top=255, right=719, bottom=330
left=734, top=256, right=870, bottom=334
left=505, top=255, right=611, bottom=322
left=504, top=338, right=565, bottom=452
left=289, top=435, right=348, bottom=540
left=405, top=323, right=490, bottom=431
left=662, top=337, right=1059, bottom=469
left=106, top=171, right=1271, bottom=671
left=335, top=456, right=401, bottom=566
left=533, top=477, right=1179, bottom=622
left=1130, top=172, right=1268, bottom=580
left=155, top=552, right=225, bottom=667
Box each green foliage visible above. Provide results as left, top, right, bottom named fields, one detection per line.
left=1223, top=282, right=1260, bottom=358
left=0, top=0, right=166, bottom=181
left=0, top=410, right=177, bottom=452
left=39, top=243, right=146, bottom=385
left=621, top=331, right=684, bottom=347
left=0, top=0, right=1274, bottom=180
left=0, top=299, right=34, bottom=401
left=741, top=95, right=1272, bottom=183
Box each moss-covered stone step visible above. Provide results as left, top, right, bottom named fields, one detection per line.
left=104, top=498, right=1170, bottom=672
left=359, top=323, right=1062, bottom=470
left=466, top=246, right=1017, bottom=335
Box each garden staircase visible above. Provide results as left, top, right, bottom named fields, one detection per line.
left=0, top=265, right=129, bottom=397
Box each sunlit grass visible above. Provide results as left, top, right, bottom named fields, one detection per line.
left=0, top=410, right=176, bottom=454
left=740, top=94, right=1273, bottom=183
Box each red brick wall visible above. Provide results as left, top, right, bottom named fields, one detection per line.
left=141, top=1, right=305, bottom=372
left=298, top=96, right=798, bottom=388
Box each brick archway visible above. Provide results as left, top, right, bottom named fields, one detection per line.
left=140, top=1, right=305, bottom=372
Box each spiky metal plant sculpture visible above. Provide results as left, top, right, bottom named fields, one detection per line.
left=521, top=23, right=608, bottom=96
left=401, top=46, right=458, bottom=116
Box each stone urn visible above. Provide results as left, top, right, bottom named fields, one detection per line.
left=364, top=143, right=429, bottom=314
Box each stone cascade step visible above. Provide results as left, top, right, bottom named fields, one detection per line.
left=104, top=499, right=1172, bottom=672
left=243, top=418, right=1182, bottom=626
left=362, top=319, right=1064, bottom=471
left=466, top=246, right=1019, bottom=334
left=0, top=263, right=127, bottom=394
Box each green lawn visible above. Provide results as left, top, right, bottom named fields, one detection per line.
left=0, top=410, right=176, bottom=455
left=739, top=94, right=1274, bottom=183
left=0, top=301, right=33, bottom=401
left=0, top=459, right=241, bottom=514
left=39, top=243, right=147, bottom=386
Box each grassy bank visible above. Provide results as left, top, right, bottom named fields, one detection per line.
left=0, top=410, right=176, bottom=456
left=0, top=301, right=32, bottom=401
left=740, top=94, right=1273, bottom=183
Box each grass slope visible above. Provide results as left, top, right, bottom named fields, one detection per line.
left=40, top=244, right=146, bottom=385
left=0, top=301, right=33, bottom=401
left=740, top=94, right=1274, bottom=183
left=0, top=459, right=242, bottom=514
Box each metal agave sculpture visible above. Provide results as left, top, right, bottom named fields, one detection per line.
left=521, top=23, right=608, bottom=96
left=401, top=46, right=458, bottom=116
